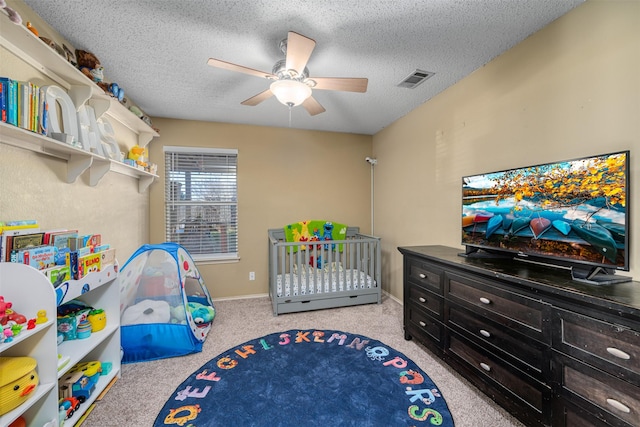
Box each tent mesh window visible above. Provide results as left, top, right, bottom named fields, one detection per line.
left=164, top=147, right=238, bottom=260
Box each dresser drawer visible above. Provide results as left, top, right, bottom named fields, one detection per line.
left=448, top=332, right=547, bottom=414
left=553, top=308, right=640, bottom=383
left=552, top=398, right=607, bottom=427
left=406, top=256, right=443, bottom=293
left=446, top=272, right=545, bottom=337
left=448, top=303, right=546, bottom=376
left=555, top=354, right=640, bottom=427
left=408, top=285, right=443, bottom=318
left=407, top=304, right=444, bottom=346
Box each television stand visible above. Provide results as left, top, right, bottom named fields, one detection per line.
left=571, top=265, right=633, bottom=286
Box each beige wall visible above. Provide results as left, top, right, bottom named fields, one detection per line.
left=148, top=119, right=372, bottom=298
left=374, top=0, right=640, bottom=300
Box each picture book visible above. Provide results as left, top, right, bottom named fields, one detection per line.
left=99, top=248, right=116, bottom=267
left=21, top=245, right=57, bottom=270
left=5, top=232, right=45, bottom=261
left=42, top=264, right=71, bottom=287
left=0, top=77, right=17, bottom=125
left=0, top=226, right=41, bottom=262
left=50, top=230, right=79, bottom=252
left=78, top=252, right=101, bottom=278
left=66, top=251, right=79, bottom=280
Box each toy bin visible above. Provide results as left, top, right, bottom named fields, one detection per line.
left=0, top=357, right=39, bottom=415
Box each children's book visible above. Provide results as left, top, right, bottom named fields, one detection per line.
left=4, top=232, right=45, bottom=261
left=0, top=77, right=17, bottom=125
left=66, top=251, right=79, bottom=280
left=21, top=245, right=57, bottom=270
left=99, top=248, right=116, bottom=267
left=42, top=264, right=71, bottom=286
left=1, top=226, right=41, bottom=262
left=78, top=252, right=101, bottom=278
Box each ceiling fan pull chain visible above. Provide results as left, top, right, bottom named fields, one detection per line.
left=288, top=105, right=292, bottom=127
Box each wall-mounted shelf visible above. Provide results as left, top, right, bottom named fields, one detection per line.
left=0, top=15, right=159, bottom=146
left=0, top=122, right=158, bottom=192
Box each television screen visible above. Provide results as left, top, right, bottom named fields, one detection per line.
left=461, top=151, right=630, bottom=278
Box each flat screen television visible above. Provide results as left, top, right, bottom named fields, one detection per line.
left=461, top=150, right=631, bottom=285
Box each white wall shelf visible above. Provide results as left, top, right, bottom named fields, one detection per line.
left=0, top=122, right=159, bottom=192
left=0, top=11, right=159, bottom=191
left=0, top=15, right=159, bottom=145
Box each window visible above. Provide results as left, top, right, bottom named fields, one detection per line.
left=164, top=146, right=238, bottom=261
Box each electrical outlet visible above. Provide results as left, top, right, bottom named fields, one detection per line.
left=249, top=272, right=255, bottom=281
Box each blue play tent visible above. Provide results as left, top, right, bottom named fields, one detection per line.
left=119, top=243, right=215, bottom=363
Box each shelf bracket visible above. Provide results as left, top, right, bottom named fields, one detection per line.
left=68, top=85, right=93, bottom=110
left=89, top=158, right=112, bottom=186
left=138, top=174, right=155, bottom=193
left=67, top=153, right=93, bottom=183
left=138, top=131, right=154, bottom=147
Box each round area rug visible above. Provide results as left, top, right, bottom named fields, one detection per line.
left=153, top=329, right=454, bottom=426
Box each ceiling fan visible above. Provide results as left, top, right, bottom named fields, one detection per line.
left=207, top=31, right=368, bottom=116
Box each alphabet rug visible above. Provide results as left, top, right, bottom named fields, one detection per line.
left=153, top=329, right=454, bottom=426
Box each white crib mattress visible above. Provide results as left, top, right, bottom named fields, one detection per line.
left=275, top=269, right=376, bottom=297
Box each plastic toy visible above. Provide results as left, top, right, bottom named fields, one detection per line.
left=0, top=357, right=39, bottom=415
left=59, top=361, right=102, bottom=403
left=7, top=415, right=26, bottom=427
left=88, top=308, right=106, bottom=332
left=2, top=307, right=27, bottom=327
left=35, top=309, right=48, bottom=324
left=0, top=296, right=12, bottom=323
left=25, top=21, right=38, bottom=36
left=59, top=396, right=81, bottom=419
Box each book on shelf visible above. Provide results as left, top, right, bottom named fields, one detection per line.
left=20, top=245, right=57, bottom=270
left=78, top=252, right=101, bottom=278
left=42, top=264, right=71, bottom=286
left=0, top=220, right=40, bottom=262
left=0, top=77, right=17, bottom=126
left=3, top=231, right=45, bottom=262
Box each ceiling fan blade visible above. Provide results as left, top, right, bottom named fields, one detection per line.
left=302, top=96, right=326, bottom=116
left=285, top=32, right=316, bottom=75
left=311, top=77, right=368, bottom=93
left=207, top=58, right=275, bottom=79
left=241, top=89, right=274, bottom=106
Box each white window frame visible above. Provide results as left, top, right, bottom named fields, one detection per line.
left=163, top=146, right=238, bottom=262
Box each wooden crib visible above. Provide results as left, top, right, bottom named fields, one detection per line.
left=268, top=227, right=382, bottom=316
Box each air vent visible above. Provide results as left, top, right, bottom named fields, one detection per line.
left=397, top=69, right=435, bottom=89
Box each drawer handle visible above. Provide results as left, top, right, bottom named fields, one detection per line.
left=479, top=329, right=491, bottom=338
left=606, top=398, right=630, bottom=414
left=606, top=347, right=631, bottom=360
left=419, top=273, right=427, bottom=279
left=419, top=321, right=427, bottom=327
left=479, top=362, right=491, bottom=372
left=479, top=297, right=491, bottom=305
left=419, top=297, right=427, bottom=303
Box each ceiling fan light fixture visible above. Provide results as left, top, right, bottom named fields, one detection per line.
left=270, top=79, right=312, bottom=107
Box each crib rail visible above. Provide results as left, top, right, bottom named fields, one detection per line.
left=268, top=227, right=382, bottom=315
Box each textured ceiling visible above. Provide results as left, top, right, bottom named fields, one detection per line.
left=23, top=0, right=583, bottom=135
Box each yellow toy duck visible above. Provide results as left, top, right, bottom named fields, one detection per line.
left=35, top=309, right=48, bottom=325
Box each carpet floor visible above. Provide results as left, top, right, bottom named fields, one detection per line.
left=82, top=295, right=525, bottom=427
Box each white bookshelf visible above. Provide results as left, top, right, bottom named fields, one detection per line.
left=0, top=263, right=58, bottom=427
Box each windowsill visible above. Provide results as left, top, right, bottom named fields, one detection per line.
left=193, top=256, right=240, bottom=265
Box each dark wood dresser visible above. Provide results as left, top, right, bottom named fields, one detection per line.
left=398, top=245, right=640, bottom=427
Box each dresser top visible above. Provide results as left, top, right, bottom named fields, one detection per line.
left=398, top=245, right=640, bottom=314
